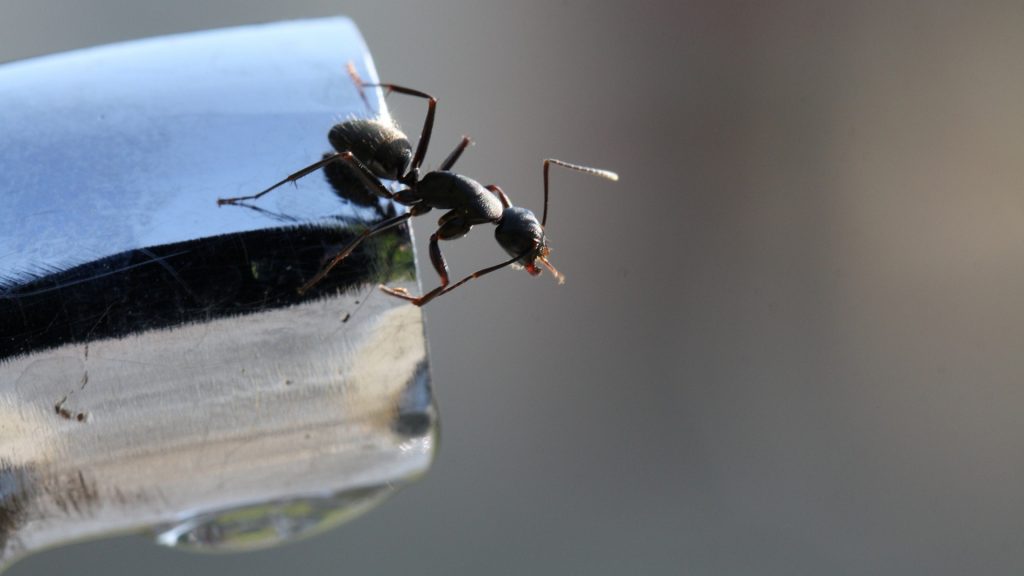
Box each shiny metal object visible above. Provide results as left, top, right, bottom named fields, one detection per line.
left=0, top=18, right=434, bottom=570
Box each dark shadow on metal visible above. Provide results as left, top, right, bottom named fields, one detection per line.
left=0, top=222, right=413, bottom=361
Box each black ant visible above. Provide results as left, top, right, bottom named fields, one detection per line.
left=218, top=66, right=617, bottom=306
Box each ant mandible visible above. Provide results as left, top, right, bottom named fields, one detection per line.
left=218, top=65, right=617, bottom=306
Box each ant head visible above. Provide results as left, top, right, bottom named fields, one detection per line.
left=495, top=207, right=563, bottom=283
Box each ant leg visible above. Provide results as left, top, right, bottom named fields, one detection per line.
left=334, top=152, right=402, bottom=200
left=381, top=251, right=528, bottom=307
left=218, top=151, right=394, bottom=206
left=363, top=83, right=437, bottom=171
left=541, top=159, right=619, bottom=226
left=345, top=62, right=374, bottom=113
left=381, top=217, right=464, bottom=302
left=298, top=211, right=414, bottom=295
left=428, top=233, right=450, bottom=286
left=486, top=184, right=512, bottom=209
left=439, top=136, right=472, bottom=171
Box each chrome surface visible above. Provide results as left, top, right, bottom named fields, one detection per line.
left=0, top=18, right=433, bottom=569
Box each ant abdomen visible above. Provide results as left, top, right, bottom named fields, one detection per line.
left=328, top=119, right=413, bottom=181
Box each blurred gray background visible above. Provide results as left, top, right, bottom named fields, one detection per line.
left=3, top=1, right=1024, bottom=574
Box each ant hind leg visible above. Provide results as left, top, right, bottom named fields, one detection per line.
left=218, top=151, right=395, bottom=206
left=361, top=83, right=438, bottom=172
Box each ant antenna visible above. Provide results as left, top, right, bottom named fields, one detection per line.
left=542, top=159, right=619, bottom=227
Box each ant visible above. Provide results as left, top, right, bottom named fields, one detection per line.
left=218, top=65, right=618, bottom=306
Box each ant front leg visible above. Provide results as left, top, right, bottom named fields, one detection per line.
left=380, top=230, right=449, bottom=304
left=380, top=216, right=465, bottom=304
left=381, top=216, right=525, bottom=306
left=382, top=251, right=528, bottom=307
left=218, top=151, right=395, bottom=206
left=427, top=231, right=451, bottom=287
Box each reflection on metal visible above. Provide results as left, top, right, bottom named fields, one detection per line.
left=154, top=485, right=397, bottom=552
left=0, top=17, right=433, bottom=570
